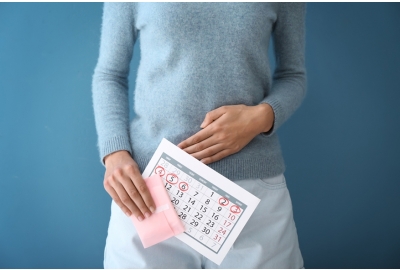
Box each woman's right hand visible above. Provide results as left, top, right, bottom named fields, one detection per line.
left=103, top=150, right=156, bottom=221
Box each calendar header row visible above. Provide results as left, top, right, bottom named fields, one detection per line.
left=162, top=153, right=246, bottom=210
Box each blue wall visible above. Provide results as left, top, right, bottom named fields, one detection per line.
left=1, top=3, right=399, bottom=268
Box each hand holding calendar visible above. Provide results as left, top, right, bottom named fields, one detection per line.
left=135, top=138, right=260, bottom=265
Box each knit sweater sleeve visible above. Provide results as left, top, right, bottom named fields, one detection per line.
left=261, top=3, right=307, bottom=136
left=92, top=2, right=136, bottom=164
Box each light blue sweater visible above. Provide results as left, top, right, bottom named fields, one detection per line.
left=92, top=2, right=307, bottom=180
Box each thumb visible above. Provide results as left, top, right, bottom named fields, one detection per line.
left=200, top=107, right=226, bottom=128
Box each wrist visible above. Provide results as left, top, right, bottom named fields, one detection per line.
left=256, top=103, right=275, bottom=133
left=104, top=150, right=131, bottom=166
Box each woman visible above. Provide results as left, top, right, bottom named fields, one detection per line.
left=92, top=2, right=306, bottom=268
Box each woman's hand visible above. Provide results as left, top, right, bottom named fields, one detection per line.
left=103, top=151, right=156, bottom=221
left=178, top=104, right=274, bottom=164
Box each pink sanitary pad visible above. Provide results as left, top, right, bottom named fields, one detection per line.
left=130, top=174, right=185, bottom=248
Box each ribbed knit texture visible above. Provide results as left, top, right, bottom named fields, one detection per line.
left=92, top=3, right=307, bottom=181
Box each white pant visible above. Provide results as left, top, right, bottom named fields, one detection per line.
left=104, top=174, right=304, bottom=268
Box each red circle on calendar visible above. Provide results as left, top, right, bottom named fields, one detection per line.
left=179, top=182, right=189, bottom=191
left=166, top=173, right=178, bottom=184
left=230, top=205, right=241, bottom=214
left=218, top=197, right=230, bottom=206
left=154, top=166, right=165, bottom=177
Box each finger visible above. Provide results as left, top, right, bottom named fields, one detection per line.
left=104, top=182, right=133, bottom=217
left=191, top=143, right=225, bottom=161
left=111, top=178, right=144, bottom=221
left=125, top=167, right=156, bottom=214
left=119, top=175, right=152, bottom=219
left=178, top=127, right=213, bottom=149
left=200, top=149, right=233, bottom=165
left=182, top=133, right=220, bottom=154
left=200, top=106, right=227, bottom=128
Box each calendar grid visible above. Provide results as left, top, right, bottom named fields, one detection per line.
left=150, top=153, right=247, bottom=254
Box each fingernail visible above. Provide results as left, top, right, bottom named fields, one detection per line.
left=150, top=206, right=155, bottom=213
left=125, top=212, right=131, bottom=217
left=145, top=212, right=151, bottom=218
left=138, top=215, right=144, bottom=222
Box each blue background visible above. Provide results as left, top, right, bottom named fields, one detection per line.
left=1, top=3, right=399, bottom=268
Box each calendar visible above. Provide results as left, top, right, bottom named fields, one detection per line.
left=142, top=139, right=260, bottom=265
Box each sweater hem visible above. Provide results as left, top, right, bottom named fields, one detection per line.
left=134, top=155, right=286, bottom=181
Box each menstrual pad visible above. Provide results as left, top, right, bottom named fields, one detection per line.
left=130, top=174, right=185, bottom=248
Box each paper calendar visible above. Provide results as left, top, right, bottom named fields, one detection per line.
left=142, top=138, right=260, bottom=265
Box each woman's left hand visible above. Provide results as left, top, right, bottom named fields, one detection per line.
left=178, top=104, right=275, bottom=164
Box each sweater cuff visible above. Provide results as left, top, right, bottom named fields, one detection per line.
left=259, top=97, right=284, bottom=137
left=99, top=136, right=133, bottom=165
